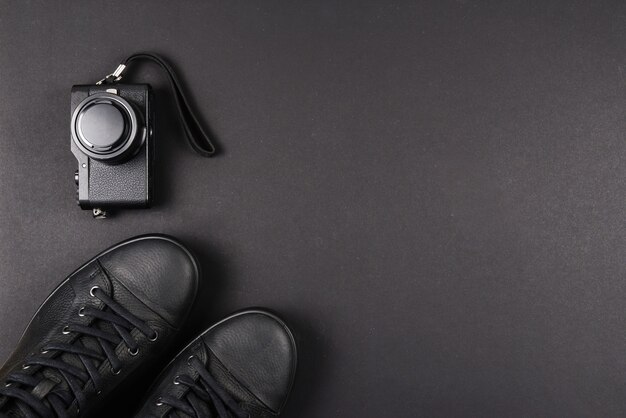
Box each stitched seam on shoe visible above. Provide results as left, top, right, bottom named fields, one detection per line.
left=205, top=346, right=275, bottom=413
left=96, top=260, right=179, bottom=330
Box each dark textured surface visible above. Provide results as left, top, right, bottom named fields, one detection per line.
left=0, top=1, right=625, bottom=417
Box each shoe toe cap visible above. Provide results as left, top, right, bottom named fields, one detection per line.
left=203, top=310, right=297, bottom=413
left=98, top=235, right=199, bottom=327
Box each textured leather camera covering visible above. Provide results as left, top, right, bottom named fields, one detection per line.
left=88, top=148, right=148, bottom=207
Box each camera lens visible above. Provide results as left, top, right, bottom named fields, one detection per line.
left=71, top=92, right=144, bottom=164
left=77, top=103, right=126, bottom=150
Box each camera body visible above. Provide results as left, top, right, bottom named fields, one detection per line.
left=70, top=83, right=153, bottom=211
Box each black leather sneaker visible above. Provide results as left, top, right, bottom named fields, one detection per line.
left=0, top=234, right=199, bottom=418
left=135, top=309, right=297, bottom=418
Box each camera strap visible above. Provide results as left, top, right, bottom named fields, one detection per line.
left=96, top=53, right=216, bottom=157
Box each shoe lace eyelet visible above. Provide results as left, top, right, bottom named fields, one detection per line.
left=155, top=397, right=164, bottom=407
left=148, top=330, right=158, bottom=342
left=128, top=347, right=139, bottom=356
left=78, top=307, right=86, bottom=317
left=173, top=375, right=181, bottom=385
left=40, top=348, right=49, bottom=354
left=111, top=367, right=121, bottom=375
left=89, top=286, right=100, bottom=297
left=62, top=326, right=71, bottom=335
left=22, top=364, right=30, bottom=370
left=187, top=355, right=196, bottom=366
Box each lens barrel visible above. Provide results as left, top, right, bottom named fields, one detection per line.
left=71, top=92, right=144, bottom=164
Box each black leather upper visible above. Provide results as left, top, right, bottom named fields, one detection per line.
left=135, top=310, right=297, bottom=418
left=97, top=237, right=198, bottom=327
left=0, top=235, right=199, bottom=417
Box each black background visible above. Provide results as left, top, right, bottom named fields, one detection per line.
left=1, top=1, right=626, bottom=416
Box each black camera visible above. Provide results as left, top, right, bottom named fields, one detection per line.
left=71, top=83, right=153, bottom=214
left=71, top=53, right=216, bottom=218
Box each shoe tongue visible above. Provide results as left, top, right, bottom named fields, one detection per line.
left=185, top=391, right=214, bottom=418
left=3, top=293, right=124, bottom=414
left=49, top=301, right=123, bottom=389
left=0, top=404, right=27, bottom=417
left=0, top=399, right=24, bottom=417
left=29, top=379, right=57, bottom=401
left=0, top=340, right=92, bottom=416
left=14, top=320, right=117, bottom=412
